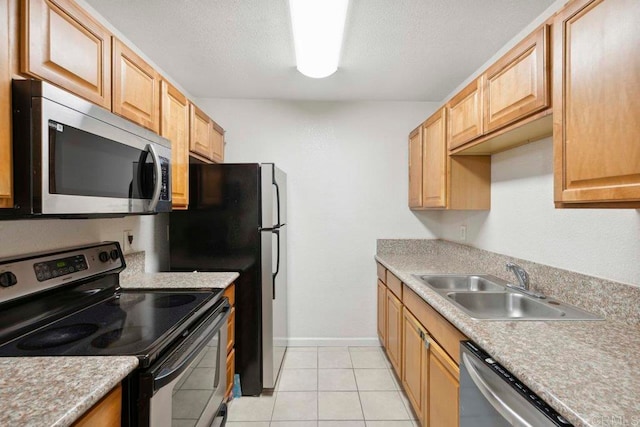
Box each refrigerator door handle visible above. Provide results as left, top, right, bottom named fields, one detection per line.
left=272, top=228, right=280, bottom=300
left=273, top=179, right=282, bottom=226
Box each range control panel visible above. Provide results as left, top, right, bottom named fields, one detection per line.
left=34, top=255, right=88, bottom=281
left=0, top=242, right=125, bottom=304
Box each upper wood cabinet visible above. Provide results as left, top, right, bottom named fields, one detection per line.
left=22, top=0, right=112, bottom=108
left=161, top=80, right=189, bottom=209
left=0, top=0, right=12, bottom=209
left=189, top=103, right=225, bottom=163
left=553, top=0, right=640, bottom=207
left=484, top=25, right=550, bottom=133
left=422, top=108, right=447, bottom=208
left=410, top=108, right=491, bottom=211
left=112, top=38, right=160, bottom=132
left=210, top=120, right=225, bottom=163
left=408, top=126, right=423, bottom=208
left=447, top=77, right=483, bottom=150
left=190, top=103, right=213, bottom=161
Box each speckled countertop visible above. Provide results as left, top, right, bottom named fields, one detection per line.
left=119, top=251, right=238, bottom=290
left=376, top=239, right=640, bottom=427
left=0, top=356, right=138, bottom=427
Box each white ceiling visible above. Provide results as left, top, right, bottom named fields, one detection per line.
left=85, top=0, right=555, bottom=101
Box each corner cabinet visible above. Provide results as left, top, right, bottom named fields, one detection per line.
left=409, top=107, right=491, bottom=210
left=553, top=0, right=640, bottom=207
left=21, top=0, right=112, bottom=108
left=161, top=80, right=190, bottom=209
left=0, top=0, right=12, bottom=208
left=112, top=38, right=160, bottom=133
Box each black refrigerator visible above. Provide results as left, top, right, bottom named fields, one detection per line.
left=169, top=163, right=288, bottom=395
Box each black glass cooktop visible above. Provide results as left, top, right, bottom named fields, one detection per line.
left=0, top=288, right=223, bottom=366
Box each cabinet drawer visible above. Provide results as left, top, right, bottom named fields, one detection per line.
left=72, top=383, right=121, bottom=426
left=386, top=272, right=402, bottom=299
left=376, top=263, right=386, bottom=283
left=223, top=284, right=235, bottom=306
left=403, top=284, right=466, bottom=364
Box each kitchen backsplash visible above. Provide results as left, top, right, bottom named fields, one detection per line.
left=377, top=239, right=640, bottom=325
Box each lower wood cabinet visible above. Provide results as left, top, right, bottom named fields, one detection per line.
left=377, top=279, right=386, bottom=347
left=0, top=0, right=12, bottom=209
left=377, top=264, right=466, bottom=427
left=385, top=290, right=403, bottom=376
left=428, top=338, right=460, bottom=427
left=72, top=383, right=121, bottom=426
left=402, top=308, right=428, bottom=423
left=224, top=284, right=236, bottom=398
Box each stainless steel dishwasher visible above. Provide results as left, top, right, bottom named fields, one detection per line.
left=459, top=341, right=573, bottom=427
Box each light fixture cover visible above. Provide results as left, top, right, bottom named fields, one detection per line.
left=289, top=0, right=349, bottom=79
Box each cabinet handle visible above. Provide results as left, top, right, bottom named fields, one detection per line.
left=424, top=336, right=430, bottom=349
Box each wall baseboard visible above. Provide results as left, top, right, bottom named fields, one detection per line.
left=285, top=337, right=381, bottom=347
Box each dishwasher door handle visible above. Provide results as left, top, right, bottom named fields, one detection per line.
left=462, top=352, right=534, bottom=427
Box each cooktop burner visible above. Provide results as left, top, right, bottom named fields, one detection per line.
left=17, top=324, right=99, bottom=350
left=91, top=326, right=151, bottom=349
left=153, top=294, right=197, bottom=308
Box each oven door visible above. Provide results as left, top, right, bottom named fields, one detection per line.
left=141, top=299, right=230, bottom=427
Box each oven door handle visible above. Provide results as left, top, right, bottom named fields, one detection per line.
left=153, top=302, right=230, bottom=390
left=147, top=143, right=163, bottom=212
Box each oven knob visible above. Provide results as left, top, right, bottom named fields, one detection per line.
left=99, top=251, right=110, bottom=262
left=0, top=272, right=17, bottom=287
left=110, top=250, right=119, bottom=260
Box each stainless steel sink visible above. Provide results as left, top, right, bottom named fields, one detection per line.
left=447, top=292, right=568, bottom=320
left=415, top=274, right=507, bottom=292
left=412, top=273, right=602, bottom=321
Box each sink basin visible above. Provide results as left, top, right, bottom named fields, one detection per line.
left=412, top=273, right=602, bottom=321
left=414, top=274, right=507, bottom=292
left=446, top=291, right=602, bottom=321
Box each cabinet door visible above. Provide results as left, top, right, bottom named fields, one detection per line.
left=408, top=126, right=423, bottom=208
left=210, top=120, right=225, bottom=163
left=161, top=80, right=189, bottom=209
left=0, top=0, right=11, bottom=208
left=226, top=348, right=235, bottom=398
left=72, top=384, right=121, bottom=426
left=447, top=78, right=483, bottom=150
left=377, top=280, right=387, bottom=346
left=190, top=103, right=213, bottom=161
left=428, top=338, right=459, bottom=427
left=22, top=0, right=111, bottom=108
left=422, top=107, right=447, bottom=208
left=553, top=0, right=640, bottom=206
left=484, top=25, right=549, bottom=133
left=112, top=38, right=160, bottom=132
left=386, top=291, right=402, bottom=377
left=402, top=308, right=427, bottom=423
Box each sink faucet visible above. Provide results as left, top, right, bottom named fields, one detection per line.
left=506, top=262, right=530, bottom=290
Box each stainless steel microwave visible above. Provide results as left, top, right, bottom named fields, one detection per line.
left=7, top=79, right=171, bottom=218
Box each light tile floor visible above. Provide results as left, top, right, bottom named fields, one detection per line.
left=227, top=346, right=419, bottom=427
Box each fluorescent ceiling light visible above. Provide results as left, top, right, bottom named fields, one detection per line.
left=289, top=0, right=349, bottom=79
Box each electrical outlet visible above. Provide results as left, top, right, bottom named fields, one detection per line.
left=123, top=230, right=133, bottom=253
left=459, top=225, right=467, bottom=241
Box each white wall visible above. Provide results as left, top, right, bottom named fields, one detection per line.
left=440, top=138, right=640, bottom=286
left=196, top=99, right=440, bottom=345
left=0, top=215, right=169, bottom=272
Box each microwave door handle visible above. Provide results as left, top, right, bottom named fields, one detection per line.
left=147, top=144, right=162, bottom=212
